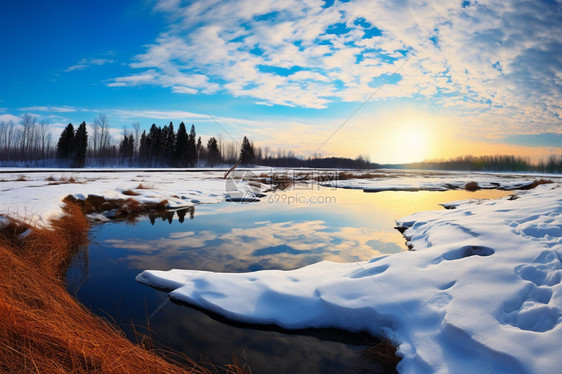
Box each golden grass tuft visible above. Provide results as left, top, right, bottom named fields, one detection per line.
left=122, top=189, right=140, bottom=196
left=357, top=333, right=401, bottom=374
left=521, top=178, right=554, bottom=190
left=464, top=181, right=480, bottom=191
left=0, top=203, right=217, bottom=374
left=136, top=183, right=153, bottom=190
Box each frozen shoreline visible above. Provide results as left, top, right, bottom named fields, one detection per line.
left=1, top=169, right=561, bottom=373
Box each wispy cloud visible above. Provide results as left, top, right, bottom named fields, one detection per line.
left=0, top=114, right=21, bottom=123
left=107, top=0, right=561, bottom=136
left=65, top=57, right=114, bottom=72
left=19, top=105, right=77, bottom=113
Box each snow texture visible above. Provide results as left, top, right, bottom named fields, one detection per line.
left=319, top=169, right=559, bottom=192
left=0, top=169, right=263, bottom=227
left=137, top=182, right=562, bottom=374
left=1, top=168, right=561, bottom=373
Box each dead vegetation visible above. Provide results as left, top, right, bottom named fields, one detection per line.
left=357, top=333, right=401, bottom=374
left=63, top=195, right=169, bottom=221
left=0, top=203, right=220, bottom=373
left=464, top=181, right=480, bottom=191
left=45, top=175, right=80, bottom=185
left=122, top=189, right=141, bottom=196
left=518, top=178, right=553, bottom=190
left=136, top=183, right=154, bottom=190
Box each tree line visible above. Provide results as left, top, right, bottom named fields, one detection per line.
left=1, top=114, right=560, bottom=172
left=394, top=154, right=562, bottom=174
left=0, top=114, right=54, bottom=163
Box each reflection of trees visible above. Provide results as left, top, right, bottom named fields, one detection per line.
left=176, top=207, right=195, bottom=223
left=147, top=207, right=196, bottom=225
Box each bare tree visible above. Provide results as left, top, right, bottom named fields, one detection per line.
left=20, top=114, right=36, bottom=160
left=94, top=113, right=110, bottom=151
left=93, top=113, right=111, bottom=162
left=39, top=120, right=51, bottom=159
left=91, top=121, right=100, bottom=158
left=132, top=122, right=141, bottom=153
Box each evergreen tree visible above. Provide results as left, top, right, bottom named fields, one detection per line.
left=139, top=130, right=148, bottom=165
left=162, top=122, right=175, bottom=165
left=186, top=124, right=197, bottom=166
left=147, top=124, right=162, bottom=166
left=56, top=123, right=75, bottom=161
left=119, top=134, right=134, bottom=164
left=207, top=137, right=221, bottom=166
left=176, top=122, right=189, bottom=167
left=73, top=121, right=88, bottom=167
left=239, top=136, right=255, bottom=165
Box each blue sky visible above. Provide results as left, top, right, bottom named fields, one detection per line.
left=0, top=0, right=561, bottom=163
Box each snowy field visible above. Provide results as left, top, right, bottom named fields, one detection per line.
left=138, top=182, right=562, bottom=374
left=1, top=168, right=561, bottom=373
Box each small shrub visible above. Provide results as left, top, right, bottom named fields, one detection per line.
left=122, top=189, right=140, bottom=196
left=522, top=178, right=553, bottom=190
left=136, top=183, right=153, bottom=190
left=357, top=332, right=401, bottom=374
left=464, top=181, right=480, bottom=191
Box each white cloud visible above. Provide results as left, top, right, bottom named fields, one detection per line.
left=65, top=57, right=114, bottom=72
left=19, top=105, right=77, bottom=113
left=113, top=109, right=211, bottom=120
left=107, top=0, right=562, bottom=136
left=0, top=114, right=21, bottom=123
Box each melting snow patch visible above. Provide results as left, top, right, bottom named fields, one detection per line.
left=138, top=183, right=562, bottom=374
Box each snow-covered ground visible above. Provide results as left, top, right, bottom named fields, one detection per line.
left=2, top=168, right=561, bottom=373
left=136, top=176, right=561, bottom=373
left=318, top=169, right=559, bottom=192
left=0, top=169, right=255, bottom=226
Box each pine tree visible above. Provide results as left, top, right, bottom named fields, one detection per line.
left=56, top=123, right=75, bottom=162
left=207, top=137, right=221, bottom=166
left=239, top=136, right=255, bottom=165
left=176, top=122, right=189, bottom=167
left=187, top=124, right=197, bottom=166
left=119, top=134, right=134, bottom=164
left=162, top=122, right=175, bottom=166
left=139, top=130, right=148, bottom=165
left=147, top=124, right=161, bottom=166
left=73, top=121, right=88, bottom=167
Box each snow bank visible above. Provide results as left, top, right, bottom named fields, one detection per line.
left=319, top=169, right=561, bottom=192
left=0, top=169, right=264, bottom=226
left=137, top=183, right=562, bottom=373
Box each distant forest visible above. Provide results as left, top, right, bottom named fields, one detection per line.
left=0, top=114, right=560, bottom=173
left=0, top=114, right=373, bottom=169
left=389, top=154, right=562, bottom=174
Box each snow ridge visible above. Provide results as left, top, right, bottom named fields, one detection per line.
left=137, top=183, right=562, bottom=373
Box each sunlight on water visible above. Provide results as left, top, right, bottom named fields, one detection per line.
left=66, top=186, right=511, bottom=374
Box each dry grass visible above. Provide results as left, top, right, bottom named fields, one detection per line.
left=136, top=183, right=154, bottom=190
left=464, top=181, right=480, bottom=191
left=0, top=203, right=221, bottom=374
left=46, top=176, right=81, bottom=185
left=122, top=189, right=141, bottom=196
left=357, top=333, right=401, bottom=374
left=521, top=178, right=554, bottom=190
left=336, top=172, right=381, bottom=181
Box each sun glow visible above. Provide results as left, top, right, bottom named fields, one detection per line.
left=375, top=120, right=434, bottom=164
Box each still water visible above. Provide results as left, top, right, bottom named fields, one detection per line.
left=66, top=185, right=510, bottom=373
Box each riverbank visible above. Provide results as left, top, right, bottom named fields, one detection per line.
left=0, top=202, right=218, bottom=373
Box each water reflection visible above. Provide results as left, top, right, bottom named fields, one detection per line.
left=67, top=185, right=511, bottom=374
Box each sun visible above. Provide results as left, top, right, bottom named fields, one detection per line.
left=376, top=120, right=433, bottom=164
